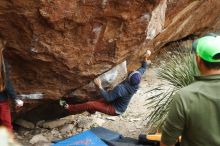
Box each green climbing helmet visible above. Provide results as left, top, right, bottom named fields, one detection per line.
left=193, top=35, right=220, bottom=62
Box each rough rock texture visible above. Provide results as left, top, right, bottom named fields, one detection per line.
left=0, top=0, right=220, bottom=118
left=70, top=61, right=127, bottom=100
left=146, top=0, right=220, bottom=53
left=0, top=0, right=160, bottom=99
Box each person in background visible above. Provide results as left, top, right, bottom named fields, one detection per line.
left=60, top=50, right=151, bottom=116
left=0, top=39, right=23, bottom=132
left=0, top=126, right=22, bottom=146
left=160, top=34, right=220, bottom=146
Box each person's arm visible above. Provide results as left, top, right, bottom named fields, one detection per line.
left=161, top=93, right=185, bottom=146
left=5, top=63, right=17, bottom=100
left=99, top=86, right=122, bottom=102
left=5, top=63, right=23, bottom=107
left=94, top=78, right=125, bottom=102
left=137, top=50, right=151, bottom=75
left=137, top=61, right=148, bottom=75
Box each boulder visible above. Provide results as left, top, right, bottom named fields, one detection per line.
left=41, top=119, right=70, bottom=129
left=14, top=119, right=35, bottom=129
left=29, top=134, right=49, bottom=145
left=0, top=0, right=219, bottom=119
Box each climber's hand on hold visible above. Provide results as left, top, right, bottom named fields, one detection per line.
left=14, top=99, right=24, bottom=112
left=15, top=99, right=24, bottom=107
left=94, top=78, right=103, bottom=89
left=144, top=50, right=151, bottom=61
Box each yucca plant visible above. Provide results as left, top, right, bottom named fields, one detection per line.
left=145, top=42, right=199, bottom=132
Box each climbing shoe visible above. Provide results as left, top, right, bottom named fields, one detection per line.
left=59, top=100, right=69, bottom=109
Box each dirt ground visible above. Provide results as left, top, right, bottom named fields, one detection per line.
left=14, top=65, right=163, bottom=146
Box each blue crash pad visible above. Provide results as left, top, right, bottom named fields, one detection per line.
left=52, top=130, right=107, bottom=146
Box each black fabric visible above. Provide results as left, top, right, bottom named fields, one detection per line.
left=90, top=127, right=122, bottom=141
left=105, top=137, right=153, bottom=146
left=138, top=134, right=159, bottom=146
left=91, top=127, right=156, bottom=146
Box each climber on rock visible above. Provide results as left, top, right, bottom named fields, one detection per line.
left=59, top=50, right=151, bottom=116
left=0, top=39, right=23, bottom=132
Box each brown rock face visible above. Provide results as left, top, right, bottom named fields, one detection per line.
left=0, top=0, right=159, bottom=99
left=0, top=0, right=220, bottom=119
left=148, top=0, right=220, bottom=52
